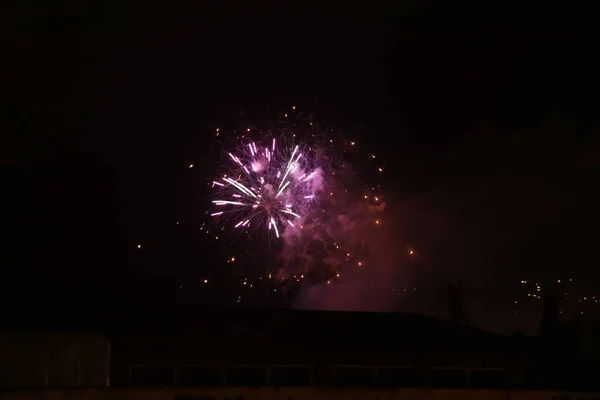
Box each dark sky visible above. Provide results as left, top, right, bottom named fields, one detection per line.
left=4, top=2, right=600, bottom=332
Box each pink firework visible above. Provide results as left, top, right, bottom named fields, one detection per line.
left=212, top=136, right=322, bottom=238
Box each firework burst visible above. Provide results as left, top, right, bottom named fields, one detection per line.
left=211, top=135, right=323, bottom=239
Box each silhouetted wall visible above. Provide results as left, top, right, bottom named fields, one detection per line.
left=3, top=388, right=600, bottom=400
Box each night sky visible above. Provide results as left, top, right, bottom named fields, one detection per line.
left=5, top=3, right=600, bottom=334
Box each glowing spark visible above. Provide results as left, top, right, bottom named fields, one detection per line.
left=279, top=145, right=299, bottom=189
left=303, top=171, right=317, bottom=182
left=213, top=200, right=244, bottom=206
left=282, top=209, right=301, bottom=218
left=271, top=218, right=280, bottom=237
left=276, top=181, right=290, bottom=198
left=211, top=212, right=223, bottom=216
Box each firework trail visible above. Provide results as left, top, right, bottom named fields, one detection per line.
left=211, top=135, right=323, bottom=239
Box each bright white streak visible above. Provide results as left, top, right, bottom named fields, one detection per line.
left=242, top=220, right=249, bottom=226
left=276, top=181, right=290, bottom=198
left=271, top=217, right=279, bottom=238
left=252, top=142, right=258, bottom=154
left=272, top=138, right=276, bottom=151
left=229, top=153, right=243, bottom=166
left=303, top=171, right=317, bottom=182
left=304, top=195, right=314, bottom=199
left=211, top=212, right=223, bottom=216
left=279, top=145, right=298, bottom=189
left=282, top=209, right=301, bottom=218
left=248, top=144, right=254, bottom=156
left=235, top=221, right=244, bottom=228
left=287, top=220, right=294, bottom=227
left=213, top=200, right=244, bottom=206
left=224, top=178, right=256, bottom=198
left=213, top=181, right=225, bottom=187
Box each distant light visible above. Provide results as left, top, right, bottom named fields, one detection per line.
left=284, top=114, right=288, bottom=118
left=137, top=244, right=141, bottom=249
left=292, top=106, right=296, bottom=110
left=189, top=164, right=194, bottom=168
left=203, top=279, right=208, bottom=284
left=247, top=128, right=250, bottom=132
left=557, top=279, right=561, bottom=283
left=350, top=141, right=355, bottom=146
left=409, top=249, right=414, bottom=255
left=375, top=220, right=380, bottom=224
left=378, top=167, right=383, bottom=172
